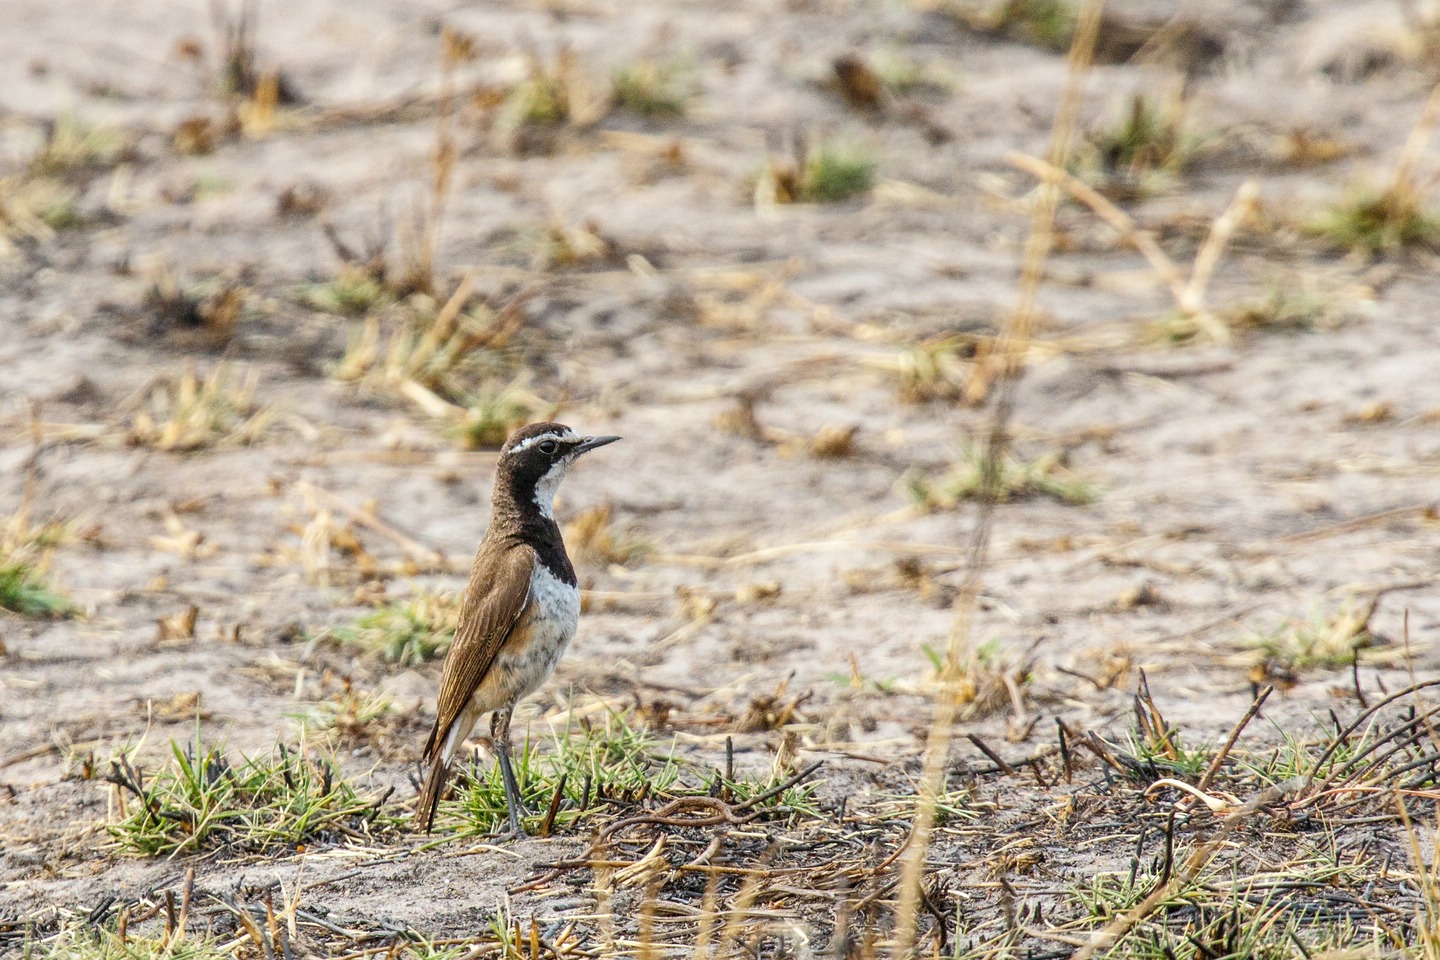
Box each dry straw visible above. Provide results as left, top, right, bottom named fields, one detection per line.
left=890, top=1, right=1106, bottom=955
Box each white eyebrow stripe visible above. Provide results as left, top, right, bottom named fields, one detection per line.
left=508, top=429, right=578, bottom=453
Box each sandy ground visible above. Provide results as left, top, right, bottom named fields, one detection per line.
left=2, top=0, right=1440, bottom=952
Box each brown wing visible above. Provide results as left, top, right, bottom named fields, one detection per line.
left=421, top=539, right=535, bottom=764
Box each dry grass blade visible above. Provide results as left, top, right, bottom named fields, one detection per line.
left=1007, top=151, right=1258, bottom=344
left=892, top=2, right=1105, bottom=956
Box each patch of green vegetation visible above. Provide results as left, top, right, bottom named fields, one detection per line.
left=0, top=177, right=81, bottom=247
left=1310, top=182, right=1440, bottom=254
left=0, top=562, right=72, bottom=617
left=906, top=443, right=1099, bottom=509
left=799, top=143, right=877, bottom=203
left=301, top=267, right=392, bottom=316
left=758, top=140, right=878, bottom=206
left=500, top=51, right=589, bottom=135
left=24, top=924, right=236, bottom=960
left=870, top=47, right=958, bottom=97
left=452, top=381, right=550, bottom=450
left=980, top=0, right=1077, bottom=52
left=28, top=113, right=131, bottom=176
left=1071, top=91, right=1206, bottom=199
left=105, top=736, right=398, bottom=856
left=438, top=710, right=821, bottom=836
left=446, top=711, right=682, bottom=836
left=1248, top=599, right=1376, bottom=671
left=0, top=511, right=73, bottom=618
left=1240, top=726, right=1339, bottom=788
left=1118, top=727, right=1213, bottom=781
left=1225, top=280, right=1346, bottom=334
left=1088, top=93, right=1198, bottom=178
left=331, top=589, right=459, bottom=666
left=611, top=59, right=692, bottom=118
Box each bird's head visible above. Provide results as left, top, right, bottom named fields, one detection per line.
left=497, top=422, right=620, bottom=519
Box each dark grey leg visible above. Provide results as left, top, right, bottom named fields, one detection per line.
left=491, top=707, right=528, bottom=837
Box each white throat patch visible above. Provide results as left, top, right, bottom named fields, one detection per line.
left=531, top=459, right=570, bottom=520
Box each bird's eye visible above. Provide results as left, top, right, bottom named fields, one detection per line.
left=539, top=439, right=559, bottom=455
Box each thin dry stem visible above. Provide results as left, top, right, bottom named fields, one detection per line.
left=890, top=2, right=1105, bottom=956
left=1391, top=81, right=1440, bottom=196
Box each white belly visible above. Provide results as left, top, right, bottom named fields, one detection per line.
left=507, top=563, right=581, bottom=699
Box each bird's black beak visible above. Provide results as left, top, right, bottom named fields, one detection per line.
left=574, top=435, right=621, bottom=456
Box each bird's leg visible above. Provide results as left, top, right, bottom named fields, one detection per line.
left=491, top=707, right=528, bottom=838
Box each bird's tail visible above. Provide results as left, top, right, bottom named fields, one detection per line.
left=416, top=718, right=449, bottom=833
left=415, top=751, right=449, bottom=834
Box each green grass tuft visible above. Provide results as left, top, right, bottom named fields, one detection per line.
left=452, top=382, right=550, bottom=450
left=986, top=0, right=1077, bottom=52
left=0, top=511, right=72, bottom=618
left=799, top=144, right=876, bottom=202
left=1311, top=182, right=1440, bottom=254
left=331, top=589, right=459, bottom=666
left=0, top=561, right=72, bottom=617
left=301, top=268, right=392, bottom=317
left=25, top=924, right=236, bottom=960
left=906, top=443, right=1099, bottom=509
left=446, top=712, right=683, bottom=836
left=611, top=59, right=692, bottom=118
left=1248, top=599, right=1378, bottom=671
left=105, top=736, right=399, bottom=856
left=27, top=113, right=132, bottom=176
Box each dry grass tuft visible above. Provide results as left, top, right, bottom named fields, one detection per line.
left=535, top=218, right=619, bottom=271
left=881, top=335, right=976, bottom=403
left=126, top=365, right=275, bottom=452
left=292, top=681, right=400, bottom=749
left=329, top=275, right=541, bottom=446
left=452, top=380, right=552, bottom=450
left=564, top=503, right=654, bottom=566
left=0, top=176, right=82, bottom=251
left=141, top=269, right=247, bottom=346
left=923, top=636, right=1032, bottom=722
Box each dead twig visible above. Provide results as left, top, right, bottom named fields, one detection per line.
left=1197, top=685, right=1272, bottom=791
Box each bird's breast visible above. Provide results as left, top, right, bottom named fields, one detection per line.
left=527, top=562, right=581, bottom=638
left=488, top=562, right=581, bottom=704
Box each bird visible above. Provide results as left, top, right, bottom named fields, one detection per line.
left=416, top=421, right=620, bottom=835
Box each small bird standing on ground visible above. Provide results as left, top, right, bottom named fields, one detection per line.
left=416, top=422, right=620, bottom=835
